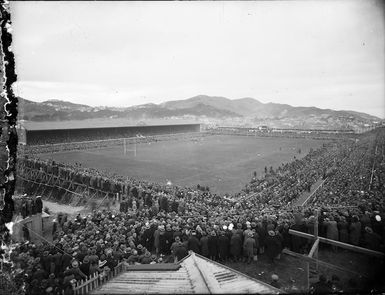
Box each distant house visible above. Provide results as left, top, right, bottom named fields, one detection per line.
left=258, top=125, right=269, bottom=131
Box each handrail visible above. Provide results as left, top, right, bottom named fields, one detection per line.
left=73, top=262, right=126, bottom=295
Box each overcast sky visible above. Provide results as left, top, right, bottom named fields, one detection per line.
left=10, top=1, right=385, bottom=118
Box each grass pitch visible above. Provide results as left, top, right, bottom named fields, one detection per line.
left=40, top=135, right=329, bottom=194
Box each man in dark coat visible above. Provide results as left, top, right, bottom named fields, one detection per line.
left=164, top=225, right=174, bottom=255
left=200, top=232, right=209, bottom=257
left=51, top=250, right=63, bottom=277
left=32, top=264, right=48, bottom=282
left=144, top=193, right=153, bottom=208
left=230, top=232, right=242, bottom=262
left=290, top=216, right=307, bottom=253
left=159, top=228, right=168, bottom=255
left=119, top=199, right=127, bottom=213
left=187, top=231, right=201, bottom=254
left=265, top=230, right=281, bottom=263
left=363, top=226, right=382, bottom=251
left=41, top=250, right=53, bottom=273
left=80, top=257, right=91, bottom=277
left=171, top=236, right=188, bottom=262
left=218, top=231, right=230, bottom=262
left=142, top=224, right=154, bottom=251
left=160, top=196, right=169, bottom=212
left=61, top=248, right=73, bottom=272
left=208, top=231, right=218, bottom=261
left=171, top=199, right=179, bottom=213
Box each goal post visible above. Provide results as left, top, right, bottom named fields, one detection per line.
left=123, top=137, right=137, bottom=157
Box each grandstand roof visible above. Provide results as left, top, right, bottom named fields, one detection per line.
left=21, top=119, right=200, bottom=131
left=91, top=252, right=281, bottom=294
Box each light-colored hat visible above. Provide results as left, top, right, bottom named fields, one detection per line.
left=271, top=274, right=279, bottom=281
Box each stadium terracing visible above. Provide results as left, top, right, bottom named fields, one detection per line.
left=17, top=121, right=201, bottom=145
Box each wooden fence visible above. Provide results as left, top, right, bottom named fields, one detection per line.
left=72, top=262, right=126, bottom=295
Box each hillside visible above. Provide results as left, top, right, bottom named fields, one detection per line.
left=17, top=96, right=381, bottom=130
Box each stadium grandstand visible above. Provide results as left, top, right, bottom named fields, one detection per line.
left=2, top=126, right=385, bottom=295
left=17, top=122, right=201, bottom=146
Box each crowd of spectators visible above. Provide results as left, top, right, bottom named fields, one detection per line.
left=209, top=128, right=355, bottom=141
left=12, top=195, right=43, bottom=219
left=6, top=128, right=385, bottom=294
left=26, top=125, right=200, bottom=146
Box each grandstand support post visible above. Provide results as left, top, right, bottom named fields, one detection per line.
left=314, top=209, right=319, bottom=272
left=124, top=138, right=126, bottom=156
left=47, top=176, right=59, bottom=200
left=305, top=262, right=310, bottom=293
left=41, top=173, right=53, bottom=195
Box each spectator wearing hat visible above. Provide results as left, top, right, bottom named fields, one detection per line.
left=243, top=223, right=253, bottom=238
left=80, top=257, right=90, bottom=277
left=364, top=226, right=382, bottom=251
left=67, top=260, right=87, bottom=281
left=77, top=245, right=88, bottom=264
left=171, top=236, right=188, bottom=262
left=243, top=232, right=256, bottom=264
left=140, top=251, right=152, bottom=264
left=126, top=250, right=139, bottom=265
left=149, top=254, right=157, bottom=264
left=265, top=230, right=281, bottom=264
left=360, top=212, right=372, bottom=231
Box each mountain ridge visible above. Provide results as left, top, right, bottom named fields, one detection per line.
left=17, top=95, right=382, bottom=130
